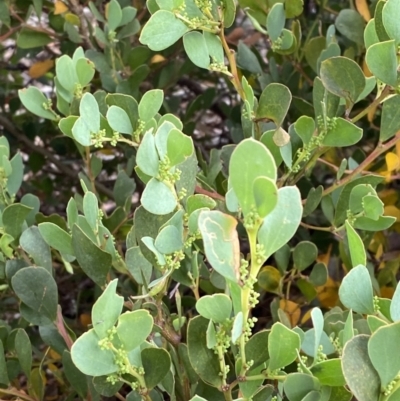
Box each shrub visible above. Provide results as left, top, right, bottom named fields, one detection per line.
left=1, top=0, right=400, bottom=400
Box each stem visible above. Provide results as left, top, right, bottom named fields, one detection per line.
left=0, top=388, right=37, bottom=401
left=219, top=25, right=245, bottom=100
left=315, top=133, right=400, bottom=202
left=239, top=227, right=261, bottom=377
left=350, top=85, right=391, bottom=124
left=300, top=222, right=333, bottom=232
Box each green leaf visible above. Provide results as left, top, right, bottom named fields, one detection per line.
left=293, top=241, right=317, bottom=271
left=267, top=2, right=285, bottom=41
left=303, top=186, right=323, bottom=217
left=368, top=322, right=400, bottom=388
left=364, top=19, right=379, bottom=48
left=56, top=55, right=78, bottom=93
left=294, top=116, right=315, bottom=146
left=366, top=40, right=397, bottom=87
left=187, top=316, right=222, bottom=387
left=107, top=0, right=122, bottom=31
left=342, top=335, right=380, bottom=401
left=322, top=118, right=363, bottom=147
left=183, top=31, right=210, bottom=69
left=71, top=329, right=118, bottom=376
left=20, top=226, right=52, bottom=273
left=257, top=83, right=292, bottom=126
left=3, top=203, right=32, bottom=239
left=345, top=221, right=366, bottom=268
left=38, top=222, right=74, bottom=256
left=15, top=329, right=32, bottom=378
left=310, top=359, right=346, bottom=386
left=338, top=265, right=374, bottom=314
left=258, top=186, right=302, bottom=259
left=253, top=177, right=278, bottom=218
left=196, top=294, right=232, bottom=323
left=62, top=351, right=88, bottom=399
left=198, top=210, right=240, bottom=283
left=391, top=282, right=400, bottom=322
left=381, top=95, right=400, bottom=142
left=117, top=310, right=153, bottom=351
left=203, top=31, right=224, bottom=63
left=320, top=57, right=365, bottom=105
left=309, top=263, right=328, bottom=286
left=18, top=87, right=57, bottom=120
left=72, top=224, right=112, bottom=286
left=92, top=279, right=123, bottom=339
left=17, top=28, right=52, bottom=48
left=245, top=330, right=269, bottom=368
left=187, top=195, right=216, bottom=214
left=136, top=131, right=159, bottom=177
left=139, top=10, right=189, bottom=51
left=283, top=373, right=320, bottom=401
left=334, top=9, right=365, bottom=45
left=382, top=0, right=400, bottom=44
left=142, top=347, right=171, bottom=389
left=141, top=178, right=177, bottom=215
left=155, top=225, right=183, bottom=254
left=106, top=105, right=133, bottom=134
left=75, top=58, right=95, bottom=86
left=125, top=246, right=152, bottom=285
left=268, top=322, right=301, bottom=371
left=80, top=92, right=100, bottom=133
left=311, top=307, right=324, bottom=360
left=167, top=129, right=194, bottom=167
left=106, top=93, right=138, bottom=129
left=229, top=138, right=277, bottom=217
left=139, top=89, right=164, bottom=121
left=12, top=266, right=58, bottom=324
left=354, top=215, right=395, bottom=231
left=0, top=340, right=9, bottom=385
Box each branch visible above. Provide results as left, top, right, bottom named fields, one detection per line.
left=0, top=114, right=114, bottom=199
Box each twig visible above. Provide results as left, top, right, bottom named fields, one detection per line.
left=312, top=133, right=400, bottom=203
left=0, top=114, right=114, bottom=199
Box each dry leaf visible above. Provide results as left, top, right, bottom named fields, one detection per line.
left=279, top=299, right=301, bottom=327
left=54, top=0, right=68, bottom=15
left=28, top=59, right=54, bottom=78
left=355, top=0, right=371, bottom=22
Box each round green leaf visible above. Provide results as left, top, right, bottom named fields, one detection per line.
left=56, top=55, right=78, bottom=93
left=38, top=222, right=74, bottom=255
left=366, top=40, right=397, bottom=87
left=183, top=31, right=210, bottom=69
left=106, top=105, right=133, bottom=134
left=320, top=57, right=366, bottom=105
left=155, top=225, right=183, bottom=254
left=80, top=92, right=100, bottom=133
left=368, top=322, right=400, bottom=388
left=293, top=241, right=317, bottom=271
left=75, top=58, right=95, bottom=86
left=229, top=138, right=277, bottom=217
left=71, top=329, right=118, bottom=376
left=196, top=294, right=232, bottom=323
left=117, top=310, right=153, bottom=351
left=92, top=279, right=124, bottom=339
left=294, top=116, right=315, bottom=146
left=267, top=2, right=285, bottom=42
left=198, top=210, right=240, bottom=283
left=253, top=176, right=278, bottom=218
left=139, top=10, right=190, bottom=51
left=382, top=0, right=400, bottom=44
left=167, top=128, right=194, bottom=167
left=139, top=89, right=164, bottom=121
left=381, top=95, right=400, bottom=142
left=338, top=265, right=374, bottom=314
left=18, top=87, right=57, bottom=120
left=136, top=131, right=159, bottom=177
left=141, top=178, right=177, bottom=215
left=142, top=347, right=171, bottom=389
left=310, top=359, right=346, bottom=386
left=11, top=266, right=58, bottom=324
left=106, top=0, right=122, bottom=31
left=283, top=373, right=320, bottom=401
left=334, top=9, right=365, bottom=45
left=268, top=322, right=301, bottom=371
left=258, top=186, right=303, bottom=259
left=322, top=118, right=363, bottom=147
left=257, top=83, right=292, bottom=126
left=342, top=335, right=380, bottom=401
